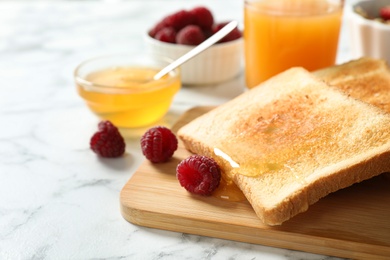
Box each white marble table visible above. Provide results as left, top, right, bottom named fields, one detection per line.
left=0, top=0, right=354, bottom=259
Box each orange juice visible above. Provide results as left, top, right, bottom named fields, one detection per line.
left=244, top=0, right=343, bottom=88
left=76, top=67, right=181, bottom=128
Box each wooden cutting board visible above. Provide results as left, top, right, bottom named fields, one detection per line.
left=120, top=106, right=390, bottom=260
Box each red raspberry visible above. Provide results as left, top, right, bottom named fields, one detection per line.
left=90, top=121, right=125, bottom=158
left=149, top=20, right=166, bottom=38
left=203, top=29, right=213, bottom=39
left=140, top=126, right=178, bottom=163
left=380, top=6, right=390, bottom=20
left=176, top=25, right=205, bottom=45
left=176, top=155, right=221, bottom=196
left=155, top=27, right=176, bottom=43
left=212, top=22, right=242, bottom=43
left=163, top=10, right=195, bottom=31
left=190, top=6, right=214, bottom=30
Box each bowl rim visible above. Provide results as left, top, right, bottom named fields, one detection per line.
left=144, top=29, right=243, bottom=50
left=74, top=53, right=181, bottom=94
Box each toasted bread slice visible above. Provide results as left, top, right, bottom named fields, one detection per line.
left=316, top=58, right=390, bottom=181
left=178, top=67, right=390, bottom=225
left=314, top=57, right=390, bottom=113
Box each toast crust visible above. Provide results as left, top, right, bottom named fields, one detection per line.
left=178, top=66, right=390, bottom=225
left=235, top=144, right=390, bottom=225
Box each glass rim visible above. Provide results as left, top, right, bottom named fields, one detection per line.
left=74, top=53, right=180, bottom=92
left=244, top=0, right=344, bottom=16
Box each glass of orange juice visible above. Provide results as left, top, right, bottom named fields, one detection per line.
left=74, top=53, right=181, bottom=128
left=244, top=0, right=344, bottom=88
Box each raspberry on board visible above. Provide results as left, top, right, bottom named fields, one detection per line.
left=90, top=121, right=125, bottom=158
left=140, top=126, right=178, bottom=163
left=190, top=6, right=214, bottom=30
left=176, top=25, right=205, bottom=45
left=380, top=6, right=390, bottom=20
left=155, top=27, right=177, bottom=43
left=176, top=155, right=221, bottom=196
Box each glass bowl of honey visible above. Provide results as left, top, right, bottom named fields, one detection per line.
left=74, top=53, right=181, bottom=128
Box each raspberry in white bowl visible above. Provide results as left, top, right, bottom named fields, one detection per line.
left=145, top=6, right=243, bottom=85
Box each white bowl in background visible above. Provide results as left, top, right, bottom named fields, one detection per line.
left=145, top=33, right=243, bottom=85
left=347, top=0, right=390, bottom=63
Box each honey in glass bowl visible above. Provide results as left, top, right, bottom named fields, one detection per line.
left=74, top=54, right=181, bottom=128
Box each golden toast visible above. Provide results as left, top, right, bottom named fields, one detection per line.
left=178, top=65, right=390, bottom=225
left=314, top=57, right=390, bottom=113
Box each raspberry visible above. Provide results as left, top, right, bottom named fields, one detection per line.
left=203, top=29, right=213, bottom=39
left=90, top=121, right=125, bottom=158
left=149, top=20, right=166, bottom=38
left=140, top=126, right=178, bottom=163
left=164, top=10, right=194, bottom=31
left=176, top=25, right=205, bottom=45
left=155, top=27, right=176, bottom=43
left=176, top=155, right=221, bottom=196
left=190, top=6, right=214, bottom=30
left=212, top=22, right=242, bottom=43
left=380, top=6, right=390, bottom=20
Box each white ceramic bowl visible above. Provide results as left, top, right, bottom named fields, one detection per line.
left=347, top=0, right=390, bottom=63
left=145, top=33, right=243, bottom=85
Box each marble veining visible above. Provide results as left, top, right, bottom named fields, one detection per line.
left=0, top=0, right=353, bottom=259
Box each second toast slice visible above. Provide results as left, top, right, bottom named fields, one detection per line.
left=178, top=67, right=390, bottom=225
left=314, top=57, right=390, bottom=113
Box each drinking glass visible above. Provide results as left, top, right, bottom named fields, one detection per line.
left=244, top=0, right=344, bottom=88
